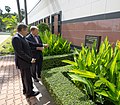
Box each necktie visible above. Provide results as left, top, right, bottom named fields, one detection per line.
left=34, top=36, right=39, bottom=44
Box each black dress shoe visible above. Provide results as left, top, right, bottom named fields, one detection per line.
left=23, top=90, right=26, bottom=95
left=38, top=75, right=41, bottom=78
left=34, top=78, right=39, bottom=82
left=23, top=91, right=26, bottom=95
left=26, top=91, right=40, bottom=98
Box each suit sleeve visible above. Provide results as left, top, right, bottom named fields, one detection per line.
left=27, top=40, right=43, bottom=47
left=26, top=39, right=43, bottom=51
left=12, top=37, right=32, bottom=63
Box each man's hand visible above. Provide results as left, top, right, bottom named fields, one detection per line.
left=31, top=58, right=36, bottom=63
left=43, top=44, right=49, bottom=48
left=36, top=47, right=44, bottom=51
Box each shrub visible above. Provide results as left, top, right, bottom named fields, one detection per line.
left=37, top=23, right=50, bottom=33
left=42, top=53, right=74, bottom=70
left=0, top=36, right=14, bottom=55
left=40, top=31, right=71, bottom=56
left=42, top=65, right=94, bottom=105
left=62, top=37, right=120, bottom=105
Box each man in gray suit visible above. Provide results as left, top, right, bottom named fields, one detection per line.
left=26, top=26, right=48, bottom=82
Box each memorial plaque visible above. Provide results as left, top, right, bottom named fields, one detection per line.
left=85, top=35, right=101, bottom=51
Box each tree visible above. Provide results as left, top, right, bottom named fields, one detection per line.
left=2, top=15, right=18, bottom=32
left=0, top=8, right=3, bottom=31
left=0, top=6, right=18, bottom=32
left=0, top=8, right=3, bottom=15
left=20, top=9, right=25, bottom=20
left=0, top=16, right=5, bottom=31
left=5, top=6, right=11, bottom=13
left=0, top=9, right=6, bottom=31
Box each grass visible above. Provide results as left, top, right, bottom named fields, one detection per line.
left=0, top=36, right=13, bottom=55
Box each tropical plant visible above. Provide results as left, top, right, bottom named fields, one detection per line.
left=62, top=37, right=120, bottom=105
left=39, top=31, right=71, bottom=56
left=0, top=36, right=14, bottom=55
left=2, top=15, right=18, bottom=33
left=0, top=16, right=5, bottom=31
left=37, top=23, right=50, bottom=33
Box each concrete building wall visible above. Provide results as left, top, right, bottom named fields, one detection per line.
left=28, top=0, right=120, bottom=23
left=28, top=0, right=120, bottom=46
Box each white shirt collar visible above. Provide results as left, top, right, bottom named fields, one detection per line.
left=31, top=32, right=38, bottom=37
left=17, top=32, right=24, bottom=38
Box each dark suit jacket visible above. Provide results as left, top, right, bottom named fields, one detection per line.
left=26, top=34, right=43, bottom=61
left=12, top=34, right=32, bottom=69
left=12, top=33, right=42, bottom=69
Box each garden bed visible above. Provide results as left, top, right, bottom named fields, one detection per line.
left=42, top=53, right=74, bottom=70
left=41, top=65, right=94, bottom=105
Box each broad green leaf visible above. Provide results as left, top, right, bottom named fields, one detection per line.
left=99, top=42, right=105, bottom=55
left=117, top=51, right=120, bottom=61
left=91, top=47, right=96, bottom=58
left=95, top=89, right=109, bottom=97
left=86, top=51, right=92, bottom=66
left=116, top=90, right=120, bottom=101
left=117, top=72, right=120, bottom=90
left=62, top=60, right=77, bottom=66
left=86, top=79, right=94, bottom=96
left=68, top=73, right=88, bottom=85
left=77, top=59, right=85, bottom=70
left=95, top=89, right=117, bottom=102
left=94, top=80, right=103, bottom=87
left=100, top=78, right=116, bottom=93
left=74, top=48, right=80, bottom=55
left=53, top=40, right=59, bottom=50
left=61, top=41, right=67, bottom=49
left=69, top=69, right=96, bottom=78
left=69, top=73, right=94, bottom=95
left=110, top=53, right=118, bottom=82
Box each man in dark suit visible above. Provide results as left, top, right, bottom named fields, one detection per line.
left=26, top=26, right=48, bottom=82
left=12, top=24, right=40, bottom=98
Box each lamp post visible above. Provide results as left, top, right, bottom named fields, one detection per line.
left=24, top=0, right=28, bottom=25
left=16, top=0, right=21, bottom=22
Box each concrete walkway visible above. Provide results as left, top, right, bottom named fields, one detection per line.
left=0, top=55, right=55, bottom=105
left=0, top=32, right=10, bottom=44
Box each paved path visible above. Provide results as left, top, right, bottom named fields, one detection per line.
left=0, top=32, right=10, bottom=44
left=0, top=55, right=55, bottom=105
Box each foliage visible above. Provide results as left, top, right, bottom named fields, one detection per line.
left=0, top=7, right=18, bottom=32
left=2, top=15, right=18, bottom=31
left=40, top=31, right=71, bottom=56
left=0, top=36, right=14, bottom=55
left=37, top=23, right=50, bottom=33
left=42, top=53, right=74, bottom=70
left=0, top=30, right=71, bottom=56
left=62, top=37, right=120, bottom=105
left=0, top=8, right=3, bottom=15
left=5, top=6, right=11, bottom=13
left=0, top=16, right=5, bottom=31
left=42, top=65, right=94, bottom=105
left=20, top=9, right=25, bottom=20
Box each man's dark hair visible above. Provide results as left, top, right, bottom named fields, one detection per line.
left=17, top=24, right=28, bottom=32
